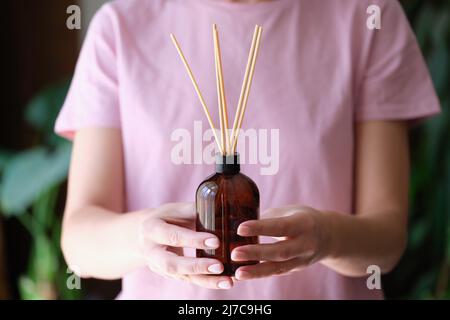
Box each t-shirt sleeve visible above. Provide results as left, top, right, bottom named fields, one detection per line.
left=55, top=4, right=120, bottom=140
left=355, top=0, right=441, bottom=122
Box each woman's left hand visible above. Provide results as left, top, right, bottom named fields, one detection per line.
left=231, top=206, right=331, bottom=280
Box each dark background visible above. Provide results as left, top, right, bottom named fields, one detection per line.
left=0, top=0, right=448, bottom=299
left=0, top=0, right=120, bottom=299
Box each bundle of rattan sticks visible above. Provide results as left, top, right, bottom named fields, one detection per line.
left=170, top=24, right=262, bottom=155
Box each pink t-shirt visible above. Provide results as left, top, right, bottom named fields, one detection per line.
left=55, top=0, right=440, bottom=299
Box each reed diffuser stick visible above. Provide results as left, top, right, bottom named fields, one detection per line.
left=170, top=33, right=224, bottom=154
left=230, top=25, right=260, bottom=154
left=231, top=26, right=262, bottom=153
left=213, top=25, right=231, bottom=155
left=213, top=25, right=226, bottom=155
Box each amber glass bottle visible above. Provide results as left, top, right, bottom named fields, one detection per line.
left=196, top=153, right=259, bottom=276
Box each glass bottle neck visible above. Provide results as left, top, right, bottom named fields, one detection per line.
left=215, top=153, right=240, bottom=175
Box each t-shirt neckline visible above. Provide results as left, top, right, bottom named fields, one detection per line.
left=190, top=0, right=292, bottom=13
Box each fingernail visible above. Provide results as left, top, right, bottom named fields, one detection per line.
left=236, top=270, right=251, bottom=280
left=231, top=250, right=246, bottom=261
left=204, top=238, right=220, bottom=248
left=208, top=264, right=223, bottom=274
left=218, top=281, right=231, bottom=289
left=238, top=225, right=251, bottom=236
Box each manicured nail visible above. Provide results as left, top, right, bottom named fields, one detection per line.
left=208, top=264, right=223, bottom=274
left=235, top=270, right=251, bottom=280
left=218, top=281, right=231, bottom=289
left=238, top=225, right=251, bottom=236
left=204, top=238, right=220, bottom=248
left=231, top=250, right=246, bottom=261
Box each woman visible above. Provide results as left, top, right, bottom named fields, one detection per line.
left=56, top=0, right=440, bottom=299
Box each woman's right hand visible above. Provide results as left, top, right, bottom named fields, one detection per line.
left=62, top=129, right=234, bottom=285
left=138, top=202, right=233, bottom=289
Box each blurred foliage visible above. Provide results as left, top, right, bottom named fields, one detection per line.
left=383, top=0, right=450, bottom=299
left=0, top=80, right=81, bottom=300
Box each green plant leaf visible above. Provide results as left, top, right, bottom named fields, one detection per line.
left=24, top=80, right=70, bottom=136
left=18, top=276, right=42, bottom=300
left=431, top=11, right=450, bottom=48
left=34, top=187, right=59, bottom=231
left=409, top=219, right=429, bottom=250
left=31, top=234, right=59, bottom=282
left=427, top=46, right=449, bottom=96
left=0, top=150, right=13, bottom=173
left=411, top=271, right=436, bottom=299
left=446, top=155, right=450, bottom=262
left=18, top=274, right=57, bottom=300
left=415, top=4, right=434, bottom=47
left=0, top=143, right=71, bottom=215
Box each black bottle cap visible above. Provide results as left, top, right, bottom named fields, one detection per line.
left=215, top=153, right=240, bottom=174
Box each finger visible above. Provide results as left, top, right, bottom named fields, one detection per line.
left=263, top=206, right=298, bottom=218
left=158, top=251, right=225, bottom=275
left=187, top=275, right=234, bottom=290
left=159, top=202, right=195, bottom=219
left=231, top=239, right=301, bottom=262
left=160, top=202, right=197, bottom=229
left=235, top=258, right=303, bottom=280
left=238, top=215, right=300, bottom=237
left=150, top=220, right=220, bottom=249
